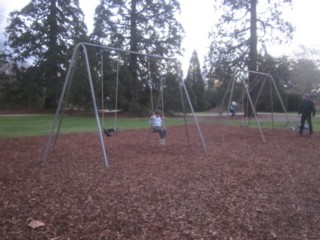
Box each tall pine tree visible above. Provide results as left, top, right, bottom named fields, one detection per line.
left=91, top=0, right=183, bottom=112
left=185, top=50, right=206, bottom=111
left=5, top=0, right=88, bottom=108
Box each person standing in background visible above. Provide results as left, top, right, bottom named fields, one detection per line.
left=298, top=94, right=316, bottom=136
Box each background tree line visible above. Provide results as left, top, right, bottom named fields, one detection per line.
left=0, top=0, right=319, bottom=114
left=0, top=0, right=183, bottom=114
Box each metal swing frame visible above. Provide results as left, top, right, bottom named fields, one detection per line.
left=43, top=42, right=207, bottom=168
left=217, top=69, right=292, bottom=143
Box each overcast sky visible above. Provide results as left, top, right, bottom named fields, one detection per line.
left=1, top=0, right=320, bottom=74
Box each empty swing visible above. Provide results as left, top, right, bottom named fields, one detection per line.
left=100, top=53, right=120, bottom=137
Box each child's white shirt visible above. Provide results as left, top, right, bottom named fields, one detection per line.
left=150, top=115, right=162, bottom=127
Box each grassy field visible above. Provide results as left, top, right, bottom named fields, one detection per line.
left=0, top=113, right=319, bottom=139
left=0, top=114, right=186, bottom=139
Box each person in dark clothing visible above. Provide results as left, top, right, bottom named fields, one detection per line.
left=298, top=94, right=316, bottom=136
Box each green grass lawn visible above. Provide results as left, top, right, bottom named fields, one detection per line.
left=0, top=114, right=186, bottom=139
left=1, top=114, right=319, bottom=139
left=220, top=116, right=320, bottom=130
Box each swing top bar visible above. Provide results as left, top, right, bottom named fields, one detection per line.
left=235, top=69, right=273, bottom=79
left=77, top=42, right=177, bottom=61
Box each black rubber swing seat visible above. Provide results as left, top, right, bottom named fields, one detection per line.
left=103, top=128, right=117, bottom=137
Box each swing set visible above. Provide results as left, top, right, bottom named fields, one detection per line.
left=216, top=69, right=293, bottom=143
left=43, top=42, right=208, bottom=168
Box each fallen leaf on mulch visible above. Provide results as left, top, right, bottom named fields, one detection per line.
left=28, top=220, right=45, bottom=229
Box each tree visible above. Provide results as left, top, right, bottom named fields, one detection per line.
left=206, top=0, right=293, bottom=115
left=255, top=54, right=291, bottom=112
left=185, top=50, right=206, bottom=111
left=5, top=0, right=88, bottom=108
left=291, top=59, right=320, bottom=95
left=0, top=40, right=9, bottom=83
left=163, top=69, right=182, bottom=113
left=294, top=45, right=320, bottom=68
left=91, top=0, right=183, bottom=112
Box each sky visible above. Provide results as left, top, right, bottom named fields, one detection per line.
left=1, top=0, right=320, bottom=75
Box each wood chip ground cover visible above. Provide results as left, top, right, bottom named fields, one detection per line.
left=0, top=124, right=319, bottom=240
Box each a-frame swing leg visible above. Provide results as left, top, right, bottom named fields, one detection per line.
left=83, top=45, right=109, bottom=167
left=179, top=79, right=208, bottom=154
left=217, top=71, right=266, bottom=143
left=43, top=43, right=109, bottom=168
left=43, top=43, right=82, bottom=163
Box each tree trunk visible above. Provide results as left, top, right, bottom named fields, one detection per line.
left=246, top=0, right=258, bottom=117
left=129, top=0, right=139, bottom=102
left=46, top=0, right=59, bottom=108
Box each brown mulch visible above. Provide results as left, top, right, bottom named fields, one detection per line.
left=1, top=124, right=320, bottom=240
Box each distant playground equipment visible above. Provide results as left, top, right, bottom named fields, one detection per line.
left=216, top=70, right=293, bottom=143
left=43, top=42, right=208, bottom=168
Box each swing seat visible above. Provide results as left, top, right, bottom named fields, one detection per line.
left=152, top=126, right=165, bottom=133
left=103, top=128, right=117, bottom=137
left=99, top=109, right=122, bottom=113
